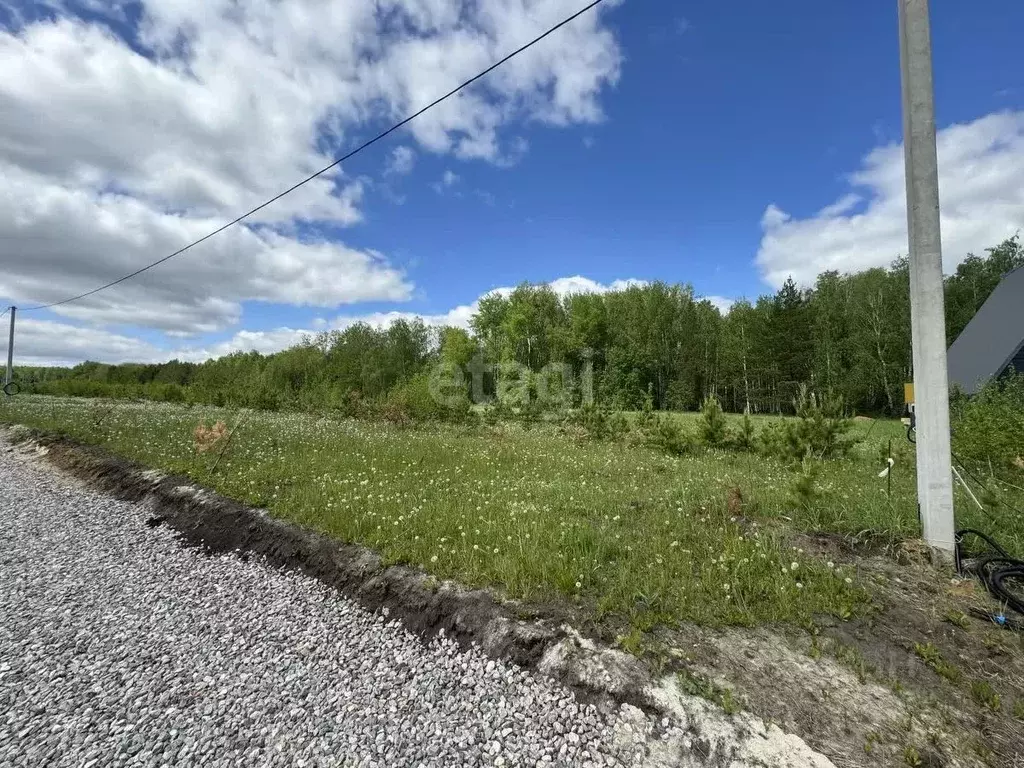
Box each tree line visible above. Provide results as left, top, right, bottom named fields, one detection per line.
left=15, top=237, right=1023, bottom=416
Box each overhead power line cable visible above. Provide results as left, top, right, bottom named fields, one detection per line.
left=22, top=0, right=609, bottom=312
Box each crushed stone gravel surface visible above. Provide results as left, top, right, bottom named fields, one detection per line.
left=0, top=446, right=658, bottom=768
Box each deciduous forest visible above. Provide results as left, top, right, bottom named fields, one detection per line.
left=17, top=237, right=1023, bottom=416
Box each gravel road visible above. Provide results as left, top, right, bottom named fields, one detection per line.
left=0, top=445, right=655, bottom=768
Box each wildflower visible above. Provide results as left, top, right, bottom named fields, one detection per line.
left=827, top=561, right=835, bottom=569
left=574, top=581, right=582, bottom=589
left=790, top=562, right=799, bottom=571
left=845, top=577, right=853, bottom=584
left=795, top=582, right=804, bottom=589
left=430, top=555, right=438, bottom=563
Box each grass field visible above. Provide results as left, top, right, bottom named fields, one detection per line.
left=2, top=395, right=1019, bottom=631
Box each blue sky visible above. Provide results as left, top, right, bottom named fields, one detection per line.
left=324, top=0, right=1024, bottom=322
left=1, top=0, right=1023, bottom=364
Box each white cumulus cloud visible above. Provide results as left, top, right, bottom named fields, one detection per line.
left=0, top=0, right=623, bottom=334
left=757, top=111, right=1024, bottom=288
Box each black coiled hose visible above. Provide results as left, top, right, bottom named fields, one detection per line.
left=955, top=529, right=1024, bottom=620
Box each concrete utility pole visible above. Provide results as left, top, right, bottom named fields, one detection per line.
left=898, top=0, right=955, bottom=554
left=4, top=307, right=15, bottom=392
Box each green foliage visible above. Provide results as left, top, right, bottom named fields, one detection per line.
left=606, top=410, right=630, bottom=441
left=13, top=237, right=1022, bottom=423
left=735, top=408, right=757, bottom=450
left=950, top=372, right=1024, bottom=474
left=634, top=383, right=657, bottom=432
left=942, top=610, right=970, bottom=630
left=789, top=459, right=821, bottom=513
left=383, top=371, right=470, bottom=424
left=698, top=395, right=729, bottom=447
left=567, top=404, right=629, bottom=442
left=913, top=642, right=961, bottom=683
left=768, top=386, right=856, bottom=462
left=650, top=415, right=696, bottom=456
left=677, top=670, right=743, bottom=715
left=970, top=679, right=1001, bottom=712
left=945, top=236, right=1024, bottom=345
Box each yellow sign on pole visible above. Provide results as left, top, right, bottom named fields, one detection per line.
left=904, top=382, right=915, bottom=406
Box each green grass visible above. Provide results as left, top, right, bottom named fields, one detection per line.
left=913, top=642, right=962, bottom=684
left=970, top=679, right=1002, bottom=712
left=2, top=395, right=1020, bottom=629
left=677, top=670, right=743, bottom=715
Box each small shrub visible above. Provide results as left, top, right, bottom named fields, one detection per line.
left=635, top=383, right=657, bottom=433
left=569, top=403, right=608, bottom=440
left=607, top=411, right=630, bottom=441
left=651, top=415, right=695, bottom=456
left=518, top=398, right=545, bottom=428
left=385, top=372, right=470, bottom=424
left=734, top=408, right=757, bottom=451
left=757, top=421, right=786, bottom=457
left=698, top=395, right=729, bottom=447
left=789, top=459, right=821, bottom=513
left=764, top=386, right=856, bottom=461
